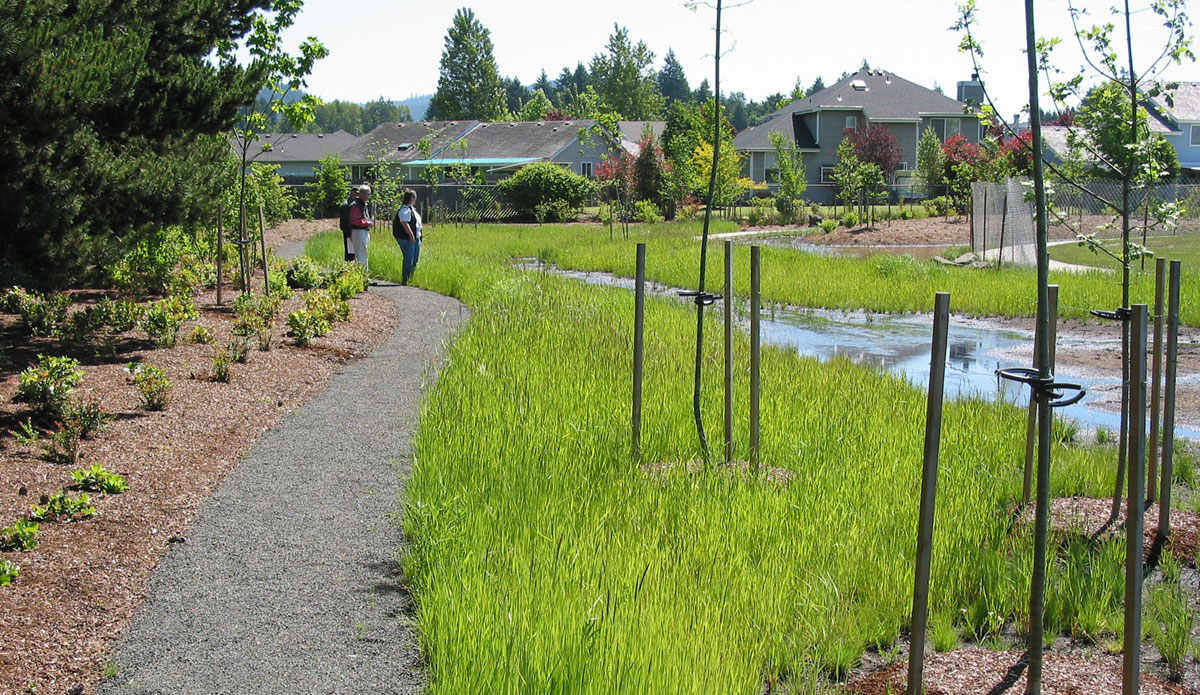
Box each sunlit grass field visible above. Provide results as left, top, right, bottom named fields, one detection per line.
left=1049, top=233, right=1200, bottom=272
left=308, top=222, right=1183, bottom=693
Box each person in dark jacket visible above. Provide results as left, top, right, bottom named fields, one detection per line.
left=348, top=184, right=373, bottom=275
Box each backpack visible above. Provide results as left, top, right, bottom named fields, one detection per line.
left=339, top=199, right=352, bottom=234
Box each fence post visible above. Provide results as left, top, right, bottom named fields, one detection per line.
left=1159, top=260, right=1182, bottom=539
left=1123, top=304, right=1148, bottom=695
left=750, top=246, right=761, bottom=473
left=1147, top=258, right=1166, bottom=502
left=258, top=205, right=270, bottom=296
left=632, top=243, right=646, bottom=462
left=907, top=292, right=951, bottom=695
left=724, top=241, right=734, bottom=464
left=216, top=203, right=224, bottom=306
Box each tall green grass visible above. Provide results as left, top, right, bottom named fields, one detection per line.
left=306, top=224, right=1143, bottom=693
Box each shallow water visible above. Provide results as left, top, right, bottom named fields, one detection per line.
left=518, top=260, right=1198, bottom=440
left=754, top=236, right=961, bottom=261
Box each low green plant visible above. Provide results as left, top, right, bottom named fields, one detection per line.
left=14, top=354, right=84, bottom=419
left=284, top=258, right=324, bottom=290
left=228, top=337, right=251, bottom=363
left=1146, top=575, right=1194, bottom=680
left=101, top=297, right=144, bottom=332
left=1171, top=440, right=1195, bottom=486
left=41, top=418, right=83, bottom=465
left=928, top=612, right=959, bottom=652
left=232, top=294, right=282, bottom=336
left=305, top=289, right=350, bottom=323
left=140, top=295, right=197, bottom=348
left=66, top=397, right=113, bottom=440
left=211, top=344, right=234, bottom=382
left=286, top=310, right=330, bottom=346
left=925, top=195, right=956, bottom=217
left=327, top=270, right=367, bottom=301
left=255, top=324, right=272, bottom=351
left=126, top=363, right=171, bottom=411
left=0, top=519, right=39, bottom=551
left=10, top=418, right=39, bottom=446
left=17, top=292, right=71, bottom=337
left=190, top=325, right=214, bottom=344
left=0, top=559, right=19, bottom=586
left=819, top=218, right=838, bottom=234
left=746, top=197, right=776, bottom=227
left=633, top=200, right=664, bottom=224
left=71, top=464, right=129, bottom=494
left=841, top=211, right=860, bottom=228
left=30, top=491, right=95, bottom=522
left=0, top=286, right=32, bottom=313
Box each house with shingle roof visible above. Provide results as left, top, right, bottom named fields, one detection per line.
left=734, top=69, right=982, bottom=202
left=1142, top=81, right=1200, bottom=174
left=238, top=131, right=360, bottom=184
left=344, top=120, right=619, bottom=183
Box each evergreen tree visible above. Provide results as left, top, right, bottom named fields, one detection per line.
left=0, top=0, right=317, bottom=286
left=808, top=76, right=826, bottom=95
left=362, top=97, right=411, bottom=132
left=532, top=70, right=555, bottom=103
left=590, top=24, right=664, bottom=120
left=724, top=92, right=749, bottom=131
left=694, top=79, right=712, bottom=104
left=426, top=8, right=506, bottom=120
left=502, top=76, right=529, bottom=117
left=658, top=48, right=691, bottom=107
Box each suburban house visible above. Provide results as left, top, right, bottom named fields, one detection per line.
left=340, top=120, right=619, bottom=183
left=1138, top=81, right=1200, bottom=177
left=734, top=69, right=983, bottom=202
left=236, top=131, right=360, bottom=186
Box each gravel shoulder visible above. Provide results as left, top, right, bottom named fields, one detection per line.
left=96, top=283, right=466, bottom=694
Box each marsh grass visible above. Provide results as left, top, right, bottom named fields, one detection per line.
left=306, top=223, right=1149, bottom=693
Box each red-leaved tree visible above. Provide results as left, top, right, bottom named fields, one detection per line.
left=847, top=125, right=903, bottom=181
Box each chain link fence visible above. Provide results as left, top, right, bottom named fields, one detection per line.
left=971, top=179, right=1200, bottom=267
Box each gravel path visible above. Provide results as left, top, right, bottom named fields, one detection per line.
left=97, top=282, right=467, bottom=695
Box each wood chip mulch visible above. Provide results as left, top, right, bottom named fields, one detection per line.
left=1016, top=496, right=1200, bottom=565
left=0, top=277, right=398, bottom=695
left=845, top=646, right=1192, bottom=695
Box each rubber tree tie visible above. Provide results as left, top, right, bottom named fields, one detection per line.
left=678, top=290, right=722, bottom=306
left=1090, top=306, right=1131, bottom=322
left=996, top=367, right=1087, bottom=408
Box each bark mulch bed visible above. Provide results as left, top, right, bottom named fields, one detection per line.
left=0, top=232, right=397, bottom=693
left=845, top=647, right=1192, bottom=695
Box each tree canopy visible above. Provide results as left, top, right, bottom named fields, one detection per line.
left=590, top=24, right=664, bottom=121
left=426, top=8, right=507, bottom=121
left=0, top=0, right=311, bottom=286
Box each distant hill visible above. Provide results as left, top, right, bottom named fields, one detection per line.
left=395, top=94, right=433, bottom=121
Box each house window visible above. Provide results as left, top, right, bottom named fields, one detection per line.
left=930, top=118, right=961, bottom=141
left=1191, top=125, right=1200, bottom=146
left=820, top=166, right=836, bottom=184
left=845, top=116, right=858, bottom=131
left=580, top=162, right=593, bottom=178
left=945, top=118, right=961, bottom=138
left=895, top=162, right=908, bottom=170
left=765, top=168, right=780, bottom=184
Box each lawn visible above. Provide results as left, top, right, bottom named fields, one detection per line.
left=306, top=222, right=1189, bottom=693
left=1049, top=233, right=1200, bottom=271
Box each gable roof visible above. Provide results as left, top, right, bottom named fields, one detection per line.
left=451, top=120, right=595, bottom=160
left=1141, top=81, right=1200, bottom=131
left=240, top=131, right=359, bottom=163
left=734, top=69, right=976, bottom=151
left=342, top=121, right=479, bottom=164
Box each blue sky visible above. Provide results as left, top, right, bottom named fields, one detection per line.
left=278, top=0, right=1196, bottom=123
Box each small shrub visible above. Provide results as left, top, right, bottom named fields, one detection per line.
left=746, top=197, right=776, bottom=227
left=0, top=286, right=33, bottom=314
left=140, top=295, right=197, bottom=348
left=925, top=195, right=956, bottom=217
left=228, top=337, right=251, bottom=363
left=841, top=211, right=859, bottom=228
left=17, top=292, right=71, bottom=337
left=267, top=267, right=294, bottom=299
left=326, top=268, right=367, bottom=301
left=0, top=559, right=19, bottom=586
left=190, top=325, right=214, bottom=344
left=819, top=219, right=838, bottom=234
left=306, top=290, right=350, bottom=323
left=211, top=345, right=234, bottom=383
left=102, top=298, right=144, bottom=332
left=232, top=294, right=282, bottom=336
left=0, top=519, right=39, bottom=551
left=66, top=397, right=113, bottom=439
left=41, top=417, right=83, bottom=464
left=284, top=258, right=324, bottom=290
left=71, top=464, right=128, bottom=494
left=10, top=418, right=39, bottom=446
left=126, top=363, right=171, bottom=411
left=30, top=491, right=95, bottom=522
left=676, top=201, right=702, bottom=222
left=286, top=310, right=330, bottom=346
left=15, top=354, right=84, bottom=419
left=632, top=200, right=664, bottom=224
left=497, top=162, right=596, bottom=222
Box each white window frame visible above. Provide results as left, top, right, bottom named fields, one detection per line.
left=820, top=166, right=836, bottom=184
left=845, top=115, right=858, bottom=131
left=1191, top=125, right=1200, bottom=146
left=580, top=161, right=593, bottom=178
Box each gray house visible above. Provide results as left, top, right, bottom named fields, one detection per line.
left=343, top=120, right=617, bottom=183
left=734, top=69, right=982, bottom=202
left=237, top=131, right=359, bottom=184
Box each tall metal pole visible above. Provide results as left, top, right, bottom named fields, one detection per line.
left=258, top=205, right=270, bottom=297
left=632, top=243, right=646, bottom=461
left=750, top=246, right=761, bottom=473
left=724, top=241, right=734, bottom=464
left=1123, top=304, right=1148, bottom=695
left=1024, top=1, right=1054, bottom=690
left=1147, top=258, right=1166, bottom=502
left=691, top=0, right=723, bottom=458
left=1159, top=260, right=1182, bottom=540
left=907, top=291, right=951, bottom=695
